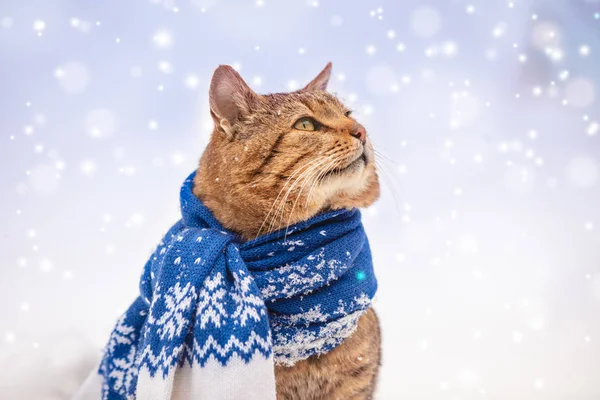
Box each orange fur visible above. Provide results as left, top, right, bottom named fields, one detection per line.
left=193, top=63, right=381, bottom=399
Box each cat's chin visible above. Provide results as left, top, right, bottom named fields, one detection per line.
left=315, top=155, right=378, bottom=208
left=320, top=163, right=366, bottom=187
left=322, top=152, right=367, bottom=179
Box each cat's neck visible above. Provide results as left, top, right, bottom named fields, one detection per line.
left=191, top=137, right=314, bottom=241
left=191, top=133, right=378, bottom=241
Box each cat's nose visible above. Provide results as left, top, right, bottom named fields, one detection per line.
left=350, top=125, right=366, bottom=145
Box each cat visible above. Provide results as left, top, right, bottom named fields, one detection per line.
left=193, top=63, right=381, bottom=400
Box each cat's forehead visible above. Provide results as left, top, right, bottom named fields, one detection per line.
left=263, top=91, right=347, bottom=115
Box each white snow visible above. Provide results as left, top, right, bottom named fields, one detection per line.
left=2, top=1, right=600, bottom=399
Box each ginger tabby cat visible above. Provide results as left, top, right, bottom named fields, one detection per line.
left=193, top=63, right=381, bottom=400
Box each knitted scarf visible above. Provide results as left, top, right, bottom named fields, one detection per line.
left=75, top=172, right=377, bottom=400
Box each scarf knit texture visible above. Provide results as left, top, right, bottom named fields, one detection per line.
left=75, top=172, right=377, bottom=400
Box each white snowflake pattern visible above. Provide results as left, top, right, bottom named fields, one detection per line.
left=151, top=282, right=196, bottom=340
left=108, top=345, right=138, bottom=393
left=230, top=273, right=266, bottom=326
left=196, top=273, right=228, bottom=329
left=106, top=314, right=137, bottom=353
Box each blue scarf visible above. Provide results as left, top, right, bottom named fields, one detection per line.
left=93, top=172, right=377, bottom=400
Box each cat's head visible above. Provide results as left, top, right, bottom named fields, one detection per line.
left=194, top=63, right=380, bottom=239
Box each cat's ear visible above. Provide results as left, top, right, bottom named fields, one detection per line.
left=302, top=62, right=332, bottom=92
left=209, top=65, right=258, bottom=139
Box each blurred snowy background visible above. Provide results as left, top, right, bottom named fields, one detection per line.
left=1, top=0, right=600, bottom=399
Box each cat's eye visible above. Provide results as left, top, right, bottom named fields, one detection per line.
left=344, top=110, right=353, bottom=117
left=294, top=117, right=318, bottom=131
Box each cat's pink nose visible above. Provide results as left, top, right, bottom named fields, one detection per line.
left=351, top=125, right=366, bottom=145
